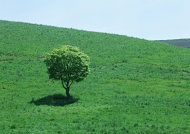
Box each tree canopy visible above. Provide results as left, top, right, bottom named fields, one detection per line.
left=44, top=45, right=90, bottom=98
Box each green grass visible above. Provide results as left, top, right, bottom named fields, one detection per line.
left=0, top=20, right=190, bottom=134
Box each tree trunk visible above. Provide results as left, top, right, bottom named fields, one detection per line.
left=61, top=79, right=72, bottom=99
left=65, top=87, right=70, bottom=99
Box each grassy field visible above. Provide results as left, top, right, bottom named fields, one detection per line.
left=0, top=20, right=190, bottom=134
left=157, top=39, right=190, bottom=48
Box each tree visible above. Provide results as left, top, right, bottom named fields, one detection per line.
left=44, top=45, right=90, bottom=98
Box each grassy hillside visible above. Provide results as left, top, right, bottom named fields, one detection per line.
left=0, top=20, right=190, bottom=134
left=157, top=39, right=190, bottom=48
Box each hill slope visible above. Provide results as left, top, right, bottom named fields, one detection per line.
left=0, top=20, right=190, bottom=133
left=157, top=39, right=190, bottom=48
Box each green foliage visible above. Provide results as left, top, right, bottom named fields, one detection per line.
left=0, top=20, right=190, bottom=133
left=44, top=45, right=90, bottom=82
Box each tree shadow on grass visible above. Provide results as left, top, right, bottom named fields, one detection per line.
left=30, top=94, right=79, bottom=106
